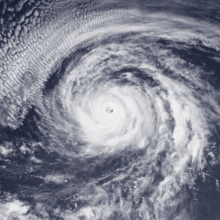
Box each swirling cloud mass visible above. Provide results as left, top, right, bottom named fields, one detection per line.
left=0, top=0, right=220, bottom=219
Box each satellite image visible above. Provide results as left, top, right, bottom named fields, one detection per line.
left=0, top=0, right=220, bottom=219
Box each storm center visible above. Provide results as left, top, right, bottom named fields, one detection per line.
left=106, top=106, right=114, bottom=114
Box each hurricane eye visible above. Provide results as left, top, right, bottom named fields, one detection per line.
left=106, top=106, right=114, bottom=114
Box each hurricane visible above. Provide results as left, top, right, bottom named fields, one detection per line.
left=0, top=0, right=220, bottom=220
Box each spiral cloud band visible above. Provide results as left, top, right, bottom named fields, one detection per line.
left=0, top=0, right=220, bottom=220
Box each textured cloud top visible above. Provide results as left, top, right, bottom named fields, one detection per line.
left=0, top=0, right=220, bottom=220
